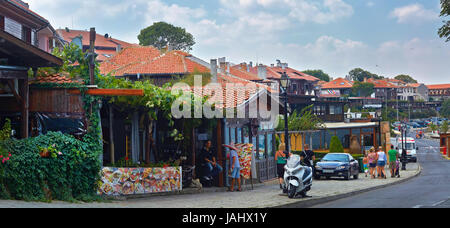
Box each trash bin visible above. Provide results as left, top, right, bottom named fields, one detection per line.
left=358, top=157, right=364, bottom=173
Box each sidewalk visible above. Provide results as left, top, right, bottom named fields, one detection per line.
left=0, top=163, right=421, bottom=208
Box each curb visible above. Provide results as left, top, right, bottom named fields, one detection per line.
left=274, top=165, right=422, bottom=208
left=105, top=179, right=276, bottom=201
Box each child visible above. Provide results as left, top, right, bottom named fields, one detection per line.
left=363, top=152, right=369, bottom=178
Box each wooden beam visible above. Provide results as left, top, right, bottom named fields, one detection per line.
left=7, top=79, right=22, bottom=104
left=0, top=70, right=28, bottom=79
left=68, top=88, right=144, bottom=96
left=20, top=77, right=29, bottom=138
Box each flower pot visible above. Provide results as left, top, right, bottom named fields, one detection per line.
left=40, top=149, right=50, bottom=158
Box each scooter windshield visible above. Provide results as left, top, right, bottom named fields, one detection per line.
left=287, top=155, right=301, bottom=168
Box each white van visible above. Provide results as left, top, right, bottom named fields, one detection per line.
left=390, top=137, right=418, bottom=163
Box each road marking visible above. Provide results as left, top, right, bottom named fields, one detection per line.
left=412, top=205, right=423, bottom=208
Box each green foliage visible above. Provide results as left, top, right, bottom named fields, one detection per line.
left=439, top=0, right=450, bottom=42
left=351, top=81, right=375, bottom=97
left=0, top=40, right=105, bottom=202
left=302, top=70, right=330, bottom=82
left=329, top=136, right=344, bottom=153
left=348, top=68, right=383, bottom=82
left=429, top=123, right=438, bottom=132
left=441, top=120, right=449, bottom=133
left=138, top=22, right=196, bottom=52
left=0, top=119, right=11, bottom=141
left=395, top=75, right=417, bottom=84
left=440, top=99, right=450, bottom=118
left=0, top=132, right=101, bottom=202
left=276, top=105, right=324, bottom=131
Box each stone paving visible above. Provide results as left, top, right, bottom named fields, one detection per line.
left=0, top=163, right=420, bottom=208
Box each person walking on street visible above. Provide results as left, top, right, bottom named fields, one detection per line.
left=377, top=146, right=387, bottom=179
left=228, top=144, right=241, bottom=192
left=363, top=152, right=369, bottom=178
left=275, top=143, right=289, bottom=189
left=388, top=145, right=399, bottom=178
left=368, top=147, right=378, bottom=179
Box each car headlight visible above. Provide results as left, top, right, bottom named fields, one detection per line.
left=336, top=166, right=347, bottom=170
left=315, top=165, right=322, bottom=170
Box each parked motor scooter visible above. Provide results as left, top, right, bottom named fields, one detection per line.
left=283, top=155, right=313, bottom=198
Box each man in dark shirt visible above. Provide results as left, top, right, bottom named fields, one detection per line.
left=300, top=144, right=315, bottom=168
left=200, top=141, right=223, bottom=177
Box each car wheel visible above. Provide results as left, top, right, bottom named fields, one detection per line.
left=314, top=175, right=321, bottom=180
left=344, top=170, right=350, bottom=180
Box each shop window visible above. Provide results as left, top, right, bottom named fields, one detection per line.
left=336, top=129, right=350, bottom=148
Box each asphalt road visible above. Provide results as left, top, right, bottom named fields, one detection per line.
left=311, top=136, right=449, bottom=208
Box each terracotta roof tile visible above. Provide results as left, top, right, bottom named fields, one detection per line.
left=367, top=78, right=398, bottom=88
left=249, top=65, right=319, bottom=81
left=31, top=72, right=84, bottom=85
left=321, top=78, right=353, bottom=89
left=426, top=84, right=450, bottom=90
left=56, top=29, right=133, bottom=49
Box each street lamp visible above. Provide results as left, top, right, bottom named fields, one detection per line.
left=280, top=72, right=291, bottom=153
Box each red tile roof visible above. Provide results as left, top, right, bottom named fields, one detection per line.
left=56, top=29, right=133, bottom=49
left=99, top=46, right=162, bottom=76
left=366, top=78, right=398, bottom=88
left=230, top=65, right=262, bottom=81
left=426, top=84, right=450, bottom=90
left=31, top=72, right=83, bottom=85
left=249, top=65, right=319, bottom=81
left=321, top=78, right=353, bottom=89
left=7, top=0, right=48, bottom=23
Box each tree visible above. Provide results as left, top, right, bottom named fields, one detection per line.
left=348, top=68, right=383, bottom=82
left=329, top=136, right=344, bottom=153
left=438, top=0, right=450, bottom=42
left=302, top=70, right=331, bottom=82
left=440, top=99, right=450, bottom=118
left=138, top=22, right=195, bottom=52
left=395, top=74, right=417, bottom=84
left=351, top=81, right=375, bottom=97
left=276, top=105, right=324, bottom=131
left=441, top=120, right=449, bottom=133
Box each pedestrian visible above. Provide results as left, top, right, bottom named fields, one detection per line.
left=300, top=144, right=315, bottom=170
left=367, top=147, right=378, bottom=179
left=363, top=152, right=369, bottom=178
left=376, top=146, right=387, bottom=179
left=275, top=143, right=288, bottom=189
left=228, top=143, right=241, bottom=192
left=200, top=140, right=223, bottom=178
left=388, top=145, right=399, bottom=178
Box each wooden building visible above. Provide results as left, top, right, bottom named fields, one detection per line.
left=0, top=30, right=62, bottom=138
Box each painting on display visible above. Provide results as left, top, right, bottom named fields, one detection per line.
left=97, top=167, right=182, bottom=196
left=234, top=143, right=253, bottom=180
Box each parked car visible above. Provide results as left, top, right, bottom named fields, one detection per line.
left=314, top=153, right=359, bottom=180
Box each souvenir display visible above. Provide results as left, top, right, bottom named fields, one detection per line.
left=234, top=143, right=253, bottom=180
left=98, top=166, right=182, bottom=196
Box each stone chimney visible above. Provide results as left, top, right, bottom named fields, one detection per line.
left=257, top=64, right=267, bottom=80
left=116, top=44, right=122, bottom=53
left=218, top=57, right=226, bottom=73
left=210, top=59, right=218, bottom=83
left=239, top=62, right=247, bottom=71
